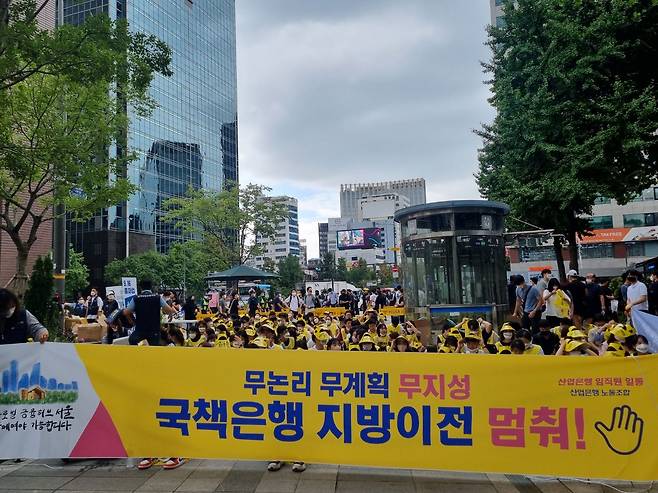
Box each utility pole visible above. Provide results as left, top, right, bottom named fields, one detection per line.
left=53, top=202, right=66, bottom=301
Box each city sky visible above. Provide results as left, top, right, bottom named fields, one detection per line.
left=236, top=1, right=494, bottom=258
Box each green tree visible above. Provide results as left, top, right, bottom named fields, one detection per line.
left=318, top=252, right=336, bottom=281
left=476, top=0, right=658, bottom=278
left=336, top=257, right=348, bottom=281
left=0, top=2, right=172, bottom=293
left=64, top=247, right=89, bottom=301
left=377, top=263, right=393, bottom=287
left=166, top=241, right=222, bottom=298
left=161, top=183, right=288, bottom=266
left=262, top=257, right=277, bottom=274
left=276, top=255, right=303, bottom=295
left=346, top=258, right=374, bottom=288
left=23, top=256, right=59, bottom=337
left=105, top=250, right=168, bottom=288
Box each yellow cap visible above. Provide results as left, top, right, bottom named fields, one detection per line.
left=448, top=327, right=463, bottom=341
left=251, top=336, right=269, bottom=348
left=567, top=328, right=587, bottom=339
left=610, top=324, right=627, bottom=341
left=500, top=323, right=515, bottom=333
left=565, top=340, right=586, bottom=353
left=314, top=330, right=330, bottom=343
left=464, top=328, right=482, bottom=341
left=359, top=333, right=375, bottom=345
left=348, top=343, right=361, bottom=351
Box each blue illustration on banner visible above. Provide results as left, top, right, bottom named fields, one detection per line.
left=0, top=360, right=78, bottom=404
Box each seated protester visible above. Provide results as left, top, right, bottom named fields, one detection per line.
left=391, top=335, right=410, bottom=352
left=258, top=323, right=277, bottom=347
left=215, top=332, right=230, bottom=349
left=186, top=324, right=206, bottom=347
left=438, top=335, right=459, bottom=353
left=533, top=319, right=560, bottom=355
left=556, top=338, right=598, bottom=356
left=634, top=335, right=651, bottom=356
left=166, top=326, right=185, bottom=347
left=477, top=318, right=499, bottom=351
left=425, top=345, right=438, bottom=353
left=230, top=333, right=244, bottom=349
left=461, top=328, right=489, bottom=354
left=518, top=329, right=544, bottom=355
left=551, top=318, right=572, bottom=339
left=494, top=323, right=516, bottom=354
left=510, top=339, right=527, bottom=355
left=366, top=318, right=378, bottom=337
left=358, top=333, right=378, bottom=352
left=604, top=324, right=636, bottom=357
left=248, top=336, right=270, bottom=349
left=586, top=314, right=613, bottom=349
left=402, top=321, right=421, bottom=344
left=327, top=337, right=344, bottom=351
left=376, top=323, right=389, bottom=351
left=387, top=316, right=402, bottom=335
left=310, top=330, right=330, bottom=350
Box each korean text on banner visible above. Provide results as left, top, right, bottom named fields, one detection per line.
left=121, top=277, right=137, bottom=307
left=0, top=344, right=656, bottom=481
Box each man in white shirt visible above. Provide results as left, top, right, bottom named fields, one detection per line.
left=626, top=271, right=648, bottom=324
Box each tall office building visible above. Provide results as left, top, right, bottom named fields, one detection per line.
left=60, top=0, right=238, bottom=285
left=252, top=197, right=300, bottom=270
left=318, top=222, right=328, bottom=258
left=340, top=179, right=426, bottom=220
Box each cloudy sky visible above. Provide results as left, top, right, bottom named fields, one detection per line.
left=235, top=1, right=495, bottom=258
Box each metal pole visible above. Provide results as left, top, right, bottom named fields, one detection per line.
left=53, top=202, right=66, bottom=301
left=125, top=203, right=129, bottom=258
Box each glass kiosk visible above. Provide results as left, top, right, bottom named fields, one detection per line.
left=394, top=200, right=510, bottom=337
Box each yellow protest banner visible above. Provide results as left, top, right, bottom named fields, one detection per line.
left=309, top=307, right=346, bottom=317
left=64, top=347, right=657, bottom=480
left=379, top=306, right=405, bottom=316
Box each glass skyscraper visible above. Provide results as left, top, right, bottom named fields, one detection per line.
left=59, top=0, right=238, bottom=284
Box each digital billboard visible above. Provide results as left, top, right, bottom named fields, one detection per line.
left=337, top=228, right=383, bottom=250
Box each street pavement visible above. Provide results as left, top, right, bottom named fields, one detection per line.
left=0, top=459, right=654, bottom=493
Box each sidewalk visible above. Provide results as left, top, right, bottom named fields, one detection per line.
left=0, top=459, right=654, bottom=493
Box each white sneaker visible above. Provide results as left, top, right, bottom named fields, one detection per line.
left=292, top=462, right=306, bottom=473
left=267, top=461, right=282, bottom=472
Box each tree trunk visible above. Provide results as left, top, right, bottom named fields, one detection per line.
left=10, top=246, right=30, bottom=297
left=552, top=236, right=567, bottom=282
left=566, top=228, right=579, bottom=274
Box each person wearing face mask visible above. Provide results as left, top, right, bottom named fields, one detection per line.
left=0, top=289, right=48, bottom=344
left=461, top=327, right=489, bottom=354
left=285, top=289, right=303, bottom=318
left=625, top=270, right=648, bottom=325
left=64, top=296, right=88, bottom=318
left=102, top=291, right=119, bottom=318
left=518, top=329, right=544, bottom=355
left=86, top=287, right=104, bottom=323
left=634, top=335, right=651, bottom=355
left=358, top=333, right=378, bottom=352
left=494, top=324, right=516, bottom=353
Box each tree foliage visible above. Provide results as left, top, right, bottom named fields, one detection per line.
left=318, top=252, right=336, bottom=281
left=336, top=257, right=348, bottom=281
left=104, top=241, right=223, bottom=298
left=476, top=0, right=658, bottom=277
left=161, top=183, right=289, bottom=265
left=23, top=255, right=59, bottom=337
left=346, top=258, right=375, bottom=288
left=0, top=1, right=172, bottom=289
left=275, top=255, right=304, bottom=295
left=65, top=247, right=89, bottom=300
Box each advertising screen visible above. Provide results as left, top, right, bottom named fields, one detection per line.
left=337, top=228, right=383, bottom=250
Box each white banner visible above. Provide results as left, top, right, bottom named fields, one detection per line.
left=0, top=344, right=100, bottom=459
left=632, top=310, right=658, bottom=354
left=121, top=277, right=137, bottom=307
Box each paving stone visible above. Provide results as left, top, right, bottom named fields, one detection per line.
left=175, top=477, right=226, bottom=492
left=412, top=469, right=489, bottom=483
left=58, top=476, right=148, bottom=491
left=336, top=480, right=415, bottom=493
left=0, top=475, right=73, bottom=490
left=338, top=466, right=412, bottom=482
left=217, top=469, right=264, bottom=492
left=136, top=472, right=189, bottom=492
left=7, top=465, right=83, bottom=477
left=295, top=479, right=336, bottom=493
left=415, top=482, right=496, bottom=493
left=254, top=478, right=299, bottom=493
left=298, top=465, right=338, bottom=481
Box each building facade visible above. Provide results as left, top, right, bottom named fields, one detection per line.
left=357, top=193, right=410, bottom=222
left=252, top=197, right=300, bottom=270
left=299, top=239, right=308, bottom=268
left=59, top=0, right=238, bottom=285
left=340, top=179, right=426, bottom=220
left=508, top=187, right=658, bottom=277
left=318, top=222, right=328, bottom=258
